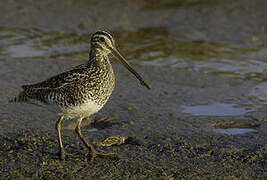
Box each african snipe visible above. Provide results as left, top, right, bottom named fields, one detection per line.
left=10, top=31, right=151, bottom=160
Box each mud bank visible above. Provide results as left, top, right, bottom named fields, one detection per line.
left=1, top=66, right=266, bottom=179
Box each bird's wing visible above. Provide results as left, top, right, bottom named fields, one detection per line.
left=19, top=68, right=94, bottom=105
left=22, top=68, right=89, bottom=91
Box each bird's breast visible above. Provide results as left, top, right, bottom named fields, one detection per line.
left=60, top=100, right=102, bottom=120
left=87, top=63, right=115, bottom=106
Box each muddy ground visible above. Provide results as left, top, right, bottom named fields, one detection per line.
left=0, top=65, right=266, bottom=179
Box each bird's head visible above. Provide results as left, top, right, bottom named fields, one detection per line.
left=90, top=31, right=152, bottom=90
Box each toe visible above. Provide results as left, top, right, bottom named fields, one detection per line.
left=92, top=151, right=119, bottom=160
left=56, top=149, right=66, bottom=160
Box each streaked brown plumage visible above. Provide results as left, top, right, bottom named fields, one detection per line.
left=10, top=31, right=151, bottom=160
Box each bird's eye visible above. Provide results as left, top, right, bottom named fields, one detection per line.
left=99, top=37, right=105, bottom=42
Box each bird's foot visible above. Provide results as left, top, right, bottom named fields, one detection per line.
left=89, top=150, right=119, bottom=161
left=56, top=149, right=67, bottom=160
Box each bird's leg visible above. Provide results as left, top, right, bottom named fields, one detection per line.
left=56, top=116, right=66, bottom=160
left=75, top=117, right=116, bottom=160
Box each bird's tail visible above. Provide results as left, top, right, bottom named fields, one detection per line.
left=9, top=91, right=29, bottom=103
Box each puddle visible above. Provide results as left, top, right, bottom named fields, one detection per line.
left=182, top=103, right=252, bottom=116
left=215, top=128, right=257, bottom=135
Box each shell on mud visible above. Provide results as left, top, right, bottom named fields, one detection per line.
left=98, top=136, right=128, bottom=147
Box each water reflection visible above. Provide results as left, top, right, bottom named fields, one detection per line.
left=0, top=26, right=89, bottom=59
left=250, top=82, right=267, bottom=104
left=215, top=128, right=257, bottom=135
left=0, top=26, right=266, bottom=82
left=121, top=28, right=267, bottom=81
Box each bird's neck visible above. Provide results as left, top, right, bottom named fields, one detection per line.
left=87, top=48, right=113, bottom=72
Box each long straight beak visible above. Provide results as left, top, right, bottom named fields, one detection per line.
left=110, top=47, right=151, bottom=90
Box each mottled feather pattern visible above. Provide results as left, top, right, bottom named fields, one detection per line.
left=13, top=54, right=115, bottom=109
left=10, top=31, right=150, bottom=160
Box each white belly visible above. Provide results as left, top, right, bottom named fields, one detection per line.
left=60, top=101, right=102, bottom=120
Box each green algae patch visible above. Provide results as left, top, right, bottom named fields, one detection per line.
left=210, top=119, right=266, bottom=129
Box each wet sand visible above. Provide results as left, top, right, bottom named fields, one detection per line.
left=1, top=65, right=266, bottom=179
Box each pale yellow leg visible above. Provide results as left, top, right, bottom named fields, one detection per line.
left=56, top=116, right=66, bottom=160
left=75, top=117, right=116, bottom=160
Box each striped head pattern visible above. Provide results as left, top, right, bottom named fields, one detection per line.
left=90, top=30, right=152, bottom=90
left=90, top=31, right=115, bottom=54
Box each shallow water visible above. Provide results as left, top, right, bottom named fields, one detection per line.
left=250, top=82, right=267, bottom=103
left=1, top=26, right=266, bottom=83
left=215, top=128, right=257, bottom=135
